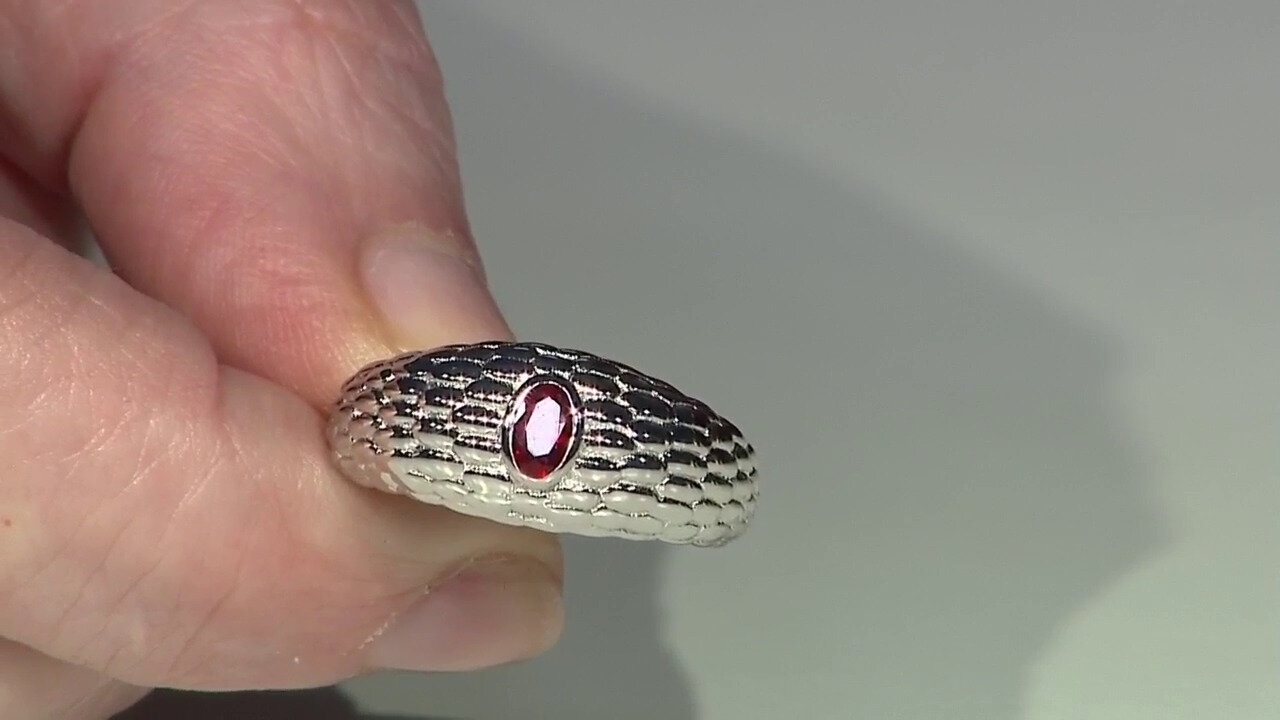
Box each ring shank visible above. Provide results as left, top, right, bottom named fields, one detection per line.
left=328, top=342, right=757, bottom=546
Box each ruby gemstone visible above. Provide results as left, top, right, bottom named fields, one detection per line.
left=508, top=380, right=577, bottom=480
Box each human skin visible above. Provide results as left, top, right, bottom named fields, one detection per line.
left=0, top=1, right=564, bottom=717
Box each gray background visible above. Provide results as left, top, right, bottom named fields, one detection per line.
left=333, top=2, right=1279, bottom=718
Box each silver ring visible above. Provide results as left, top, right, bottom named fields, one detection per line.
left=326, top=341, right=758, bottom=546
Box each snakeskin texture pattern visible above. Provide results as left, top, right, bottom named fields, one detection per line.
left=328, top=341, right=758, bottom=546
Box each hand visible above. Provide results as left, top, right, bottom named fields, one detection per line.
left=0, top=2, right=563, bottom=717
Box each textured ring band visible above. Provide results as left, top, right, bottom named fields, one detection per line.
left=327, top=341, right=758, bottom=546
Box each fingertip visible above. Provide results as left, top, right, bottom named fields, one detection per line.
left=359, top=223, right=513, bottom=351
left=364, top=555, right=564, bottom=672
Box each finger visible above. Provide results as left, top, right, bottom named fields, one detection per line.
left=2, top=0, right=507, bottom=408
left=0, top=217, right=562, bottom=689
left=0, top=111, right=139, bottom=720
left=0, top=640, right=146, bottom=720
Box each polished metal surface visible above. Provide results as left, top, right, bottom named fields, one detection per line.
left=328, top=341, right=757, bottom=546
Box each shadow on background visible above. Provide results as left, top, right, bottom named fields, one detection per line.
left=113, top=686, right=423, bottom=720
left=297, top=4, right=1159, bottom=718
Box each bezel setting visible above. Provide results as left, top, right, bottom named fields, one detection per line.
left=501, top=374, right=583, bottom=484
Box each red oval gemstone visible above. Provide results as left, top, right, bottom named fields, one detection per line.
left=508, top=380, right=577, bottom=480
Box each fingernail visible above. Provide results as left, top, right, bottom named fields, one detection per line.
left=366, top=557, right=564, bottom=671
left=360, top=224, right=512, bottom=348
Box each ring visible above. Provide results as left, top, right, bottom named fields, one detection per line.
left=327, top=341, right=758, bottom=546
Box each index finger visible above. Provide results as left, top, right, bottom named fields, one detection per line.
left=1, top=0, right=505, bottom=405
